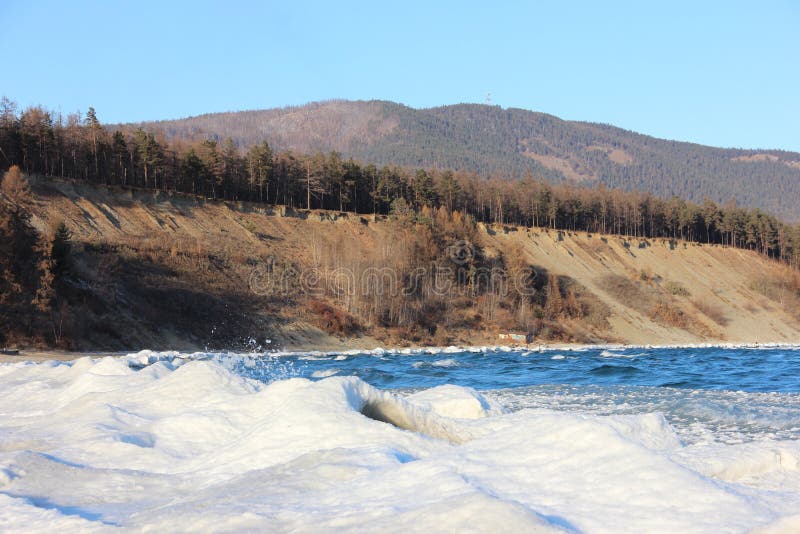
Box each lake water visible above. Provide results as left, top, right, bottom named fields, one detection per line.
left=231, top=344, right=800, bottom=445
left=249, top=345, right=800, bottom=391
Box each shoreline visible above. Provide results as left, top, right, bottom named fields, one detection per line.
left=3, top=340, right=800, bottom=364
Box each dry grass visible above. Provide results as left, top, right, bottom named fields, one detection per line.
left=664, top=280, right=690, bottom=296
left=598, top=274, right=656, bottom=313
left=599, top=274, right=714, bottom=335
left=308, top=300, right=361, bottom=336
left=750, top=266, right=800, bottom=320
left=693, top=299, right=729, bottom=326
left=649, top=300, right=688, bottom=328
left=562, top=278, right=611, bottom=329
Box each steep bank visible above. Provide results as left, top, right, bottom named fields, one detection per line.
left=19, top=178, right=800, bottom=349
left=485, top=228, right=800, bottom=344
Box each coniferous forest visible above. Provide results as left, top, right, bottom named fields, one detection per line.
left=2, top=97, right=800, bottom=269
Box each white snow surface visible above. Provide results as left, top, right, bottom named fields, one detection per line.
left=0, top=354, right=798, bottom=533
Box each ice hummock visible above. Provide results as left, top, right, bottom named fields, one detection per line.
left=0, top=354, right=798, bottom=532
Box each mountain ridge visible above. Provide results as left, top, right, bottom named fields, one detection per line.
left=141, top=99, right=792, bottom=152
left=132, top=100, right=800, bottom=221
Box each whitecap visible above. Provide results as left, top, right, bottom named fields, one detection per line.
left=311, top=369, right=340, bottom=378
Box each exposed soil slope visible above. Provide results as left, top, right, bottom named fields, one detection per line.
left=23, top=178, right=800, bottom=349
left=485, top=228, right=799, bottom=344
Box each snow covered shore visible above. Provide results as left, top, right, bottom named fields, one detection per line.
left=0, top=354, right=799, bottom=532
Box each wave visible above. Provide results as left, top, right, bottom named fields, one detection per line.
left=590, top=363, right=641, bottom=376
left=412, top=358, right=460, bottom=369
left=267, top=342, right=800, bottom=358
left=599, top=349, right=649, bottom=359
left=83, top=342, right=800, bottom=367
left=311, top=369, right=340, bottom=378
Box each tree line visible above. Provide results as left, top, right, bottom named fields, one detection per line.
left=2, top=98, right=800, bottom=269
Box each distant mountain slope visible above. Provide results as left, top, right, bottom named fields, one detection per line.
left=137, top=101, right=800, bottom=221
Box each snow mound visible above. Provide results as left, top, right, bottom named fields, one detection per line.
left=407, top=384, right=506, bottom=419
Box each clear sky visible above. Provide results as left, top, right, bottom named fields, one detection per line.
left=1, top=0, right=798, bottom=151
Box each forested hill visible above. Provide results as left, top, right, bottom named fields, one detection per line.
left=137, top=100, right=800, bottom=221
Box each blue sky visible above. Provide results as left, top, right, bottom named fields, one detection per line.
left=1, top=0, right=798, bottom=151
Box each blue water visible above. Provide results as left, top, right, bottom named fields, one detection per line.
left=242, top=346, right=800, bottom=393
left=226, top=345, right=800, bottom=444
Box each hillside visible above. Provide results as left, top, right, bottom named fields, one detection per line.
left=13, top=178, right=800, bottom=350
left=138, top=100, right=800, bottom=221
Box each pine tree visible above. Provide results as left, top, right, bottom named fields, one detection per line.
left=181, top=149, right=205, bottom=195
left=701, top=198, right=721, bottom=244
left=373, top=166, right=405, bottom=212
left=111, top=131, right=129, bottom=184
left=134, top=129, right=164, bottom=188
left=438, top=170, right=460, bottom=212
left=84, top=107, right=102, bottom=180
left=301, top=154, right=327, bottom=210
left=325, top=152, right=346, bottom=211
left=198, top=139, right=224, bottom=198
left=221, top=138, right=241, bottom=199
left=246, top=141, right=273, bottom=202
left=50, top=221, right=72, bottom=280
left=412, top=169, right=437, bottom=208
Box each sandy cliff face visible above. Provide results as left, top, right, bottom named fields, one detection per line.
left=28, top=179, right=800, bottom=348
left=486, top=228, right=799, bottom=344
